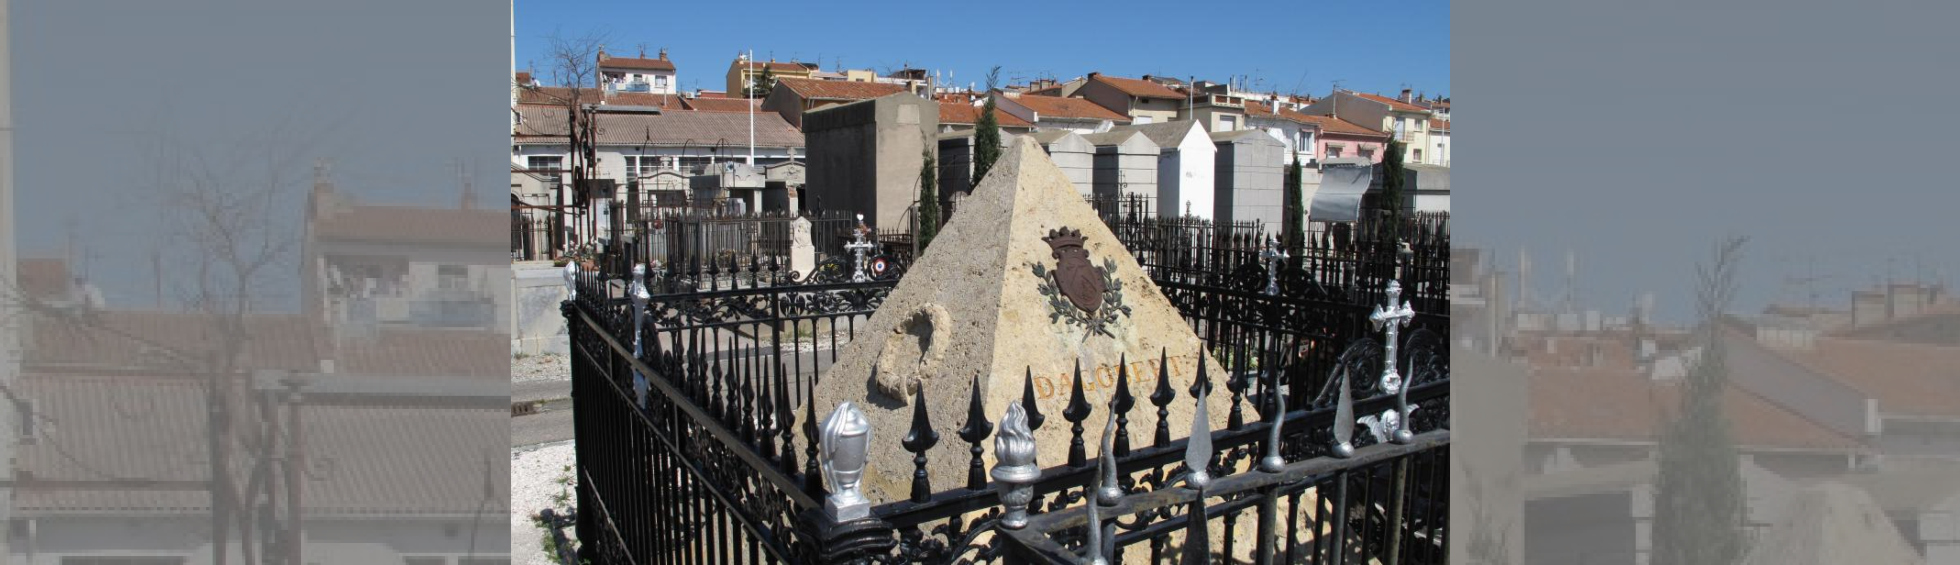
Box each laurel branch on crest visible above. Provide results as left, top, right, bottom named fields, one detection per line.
left=1030, top=257, right=1132, bottom=337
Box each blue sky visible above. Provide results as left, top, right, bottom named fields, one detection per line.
left=14, top=1, right=509, bottom=309
left=515, top=0, right=1451, bottom=100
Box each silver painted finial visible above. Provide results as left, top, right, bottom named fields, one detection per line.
left=1185, top=371, right=1214, bottom=491
left=563, top=260, right=579, bottom=300
left=1332, top=365, right=1355, bottom=459
left=991, top=403, right=1040, bottom=530
left=630, top=263, right=652, bottom=408
left=820, top=402, right=872, bottom=522
left=1259, top=369, right=1288, bottom=473
left=1095, top=401, right=1122, bottom=506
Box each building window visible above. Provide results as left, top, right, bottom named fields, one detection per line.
left=1414, top=148, right=1424, bottom=162
left=526, top=155, right=563, bottom=172
left=1359, top=147, right=1375, bottom=159
left=1135, top=115, right=1154, bottom=125
left=623, top=155, right=658, bottom=179
left=438, top=265, right=469, bottom=291
left=1327, top=145, right=1344, bottom=158
left=656, top=75, right=668, bottom=89
left=1219, top=115, right=1237, bottom=131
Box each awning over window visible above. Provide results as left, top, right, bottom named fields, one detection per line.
left=1311, top=163, right=1373, bottom=222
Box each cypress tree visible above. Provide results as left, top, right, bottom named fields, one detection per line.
left=972, top=66, right=1003, bottom=185
left=751, top=65, right=776, bottom=99
left=1651, top=236, right=1749, bottom=565
left=1380, top=139, right=1406, bottom=245
left=917, top=146, right=940, bottom=252
left=1283, top=154, right=1305, bottom=261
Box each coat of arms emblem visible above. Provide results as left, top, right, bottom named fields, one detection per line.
left=1045, top=228, right=1104, bottom=312
left=1031, top=227, right=1131, bottom=336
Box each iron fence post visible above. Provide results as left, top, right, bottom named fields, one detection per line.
left=797, top=509, right=898, bottom=565
left=1255, top=485, right=1279, bottom=565
left=1385, top=455, right=1409, bottom=565
left=560, top=297, right=597, bottom=565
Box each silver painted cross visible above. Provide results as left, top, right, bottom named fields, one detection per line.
left=1260, top=234, right=1288, bottom=295
left=846, top=214, right=875, bottom=283
left=1370, top=278, right=1417, bottom=444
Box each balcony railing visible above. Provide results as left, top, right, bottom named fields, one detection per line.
left=616, top=81, right=651, bottom=93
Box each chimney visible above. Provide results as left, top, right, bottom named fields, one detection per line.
left=659, top=48, right=668, bottom=61
left=1400, top=88, right=1412, bottom=102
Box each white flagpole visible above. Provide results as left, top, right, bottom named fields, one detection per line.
left=748, top=49, right=756, bottom=166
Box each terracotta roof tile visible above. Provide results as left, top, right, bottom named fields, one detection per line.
left=514, top=105, right=803, bottom=147
left=1783, top=338, right=1960, bottom=419
left=313, top=205, right=507, bottom=247
left=599, top=55, right=675, bottom=72
left=1530, top=366, right=1864, bottom=450
left=516, top=86, right=685, bottom=109
left=24, top=310, right=322, bottom=372
left=1298, top=114, right=1389, bottom=139
left=603, top=92, right=687, bottom=109
left=773, top=77, right=909, bottom=101
left=16, top=258, right=70, bottom=300
left=1353, top=92, right=1433, bottom=113
left=1087, top=73, right=1185, bottom=100
left=743, top=60, right=816, bottom=72
left=334, top=328, right=510, bottom=378
left=516, top=86, right=602, bottom=106
left=1430, top=118, right=1450, bottom=131
left=1243, top=101, right=1328, bottom=127
left=14, top=373, right=507, bottom=517
left=682, top=96, right=761, bottom=113
left=938, top=103, right=1032, bottom=128
left=1014, top=94, right=1130, bottom=122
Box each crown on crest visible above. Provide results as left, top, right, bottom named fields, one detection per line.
left=1043, top=227, right=1086, bottom=250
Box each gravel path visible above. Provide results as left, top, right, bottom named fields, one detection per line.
left=514, top=352, right=571, bottom=383
left=512, top=441, right=577, bottom=565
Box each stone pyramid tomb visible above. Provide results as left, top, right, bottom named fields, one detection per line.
left=808, top=136, right=1231, bottom=505
left=1741, top=483, right=1922, bottom=565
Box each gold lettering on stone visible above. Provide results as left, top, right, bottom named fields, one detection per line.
left=1024, top=354, right=1204, bottom=410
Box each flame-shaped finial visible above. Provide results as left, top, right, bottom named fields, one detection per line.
left=991, top=402, right=1041, bottom=529
left=821, top=401, right=872, bottom=522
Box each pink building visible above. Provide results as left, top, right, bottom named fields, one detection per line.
left=1298, top=114, right=1391, bottom=163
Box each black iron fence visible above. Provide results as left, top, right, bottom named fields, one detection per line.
left=599, top=210, right=863, bottom=273
left=561, top=206, right=1450, bottom=563
left=513, top=208, right=562, bottom=262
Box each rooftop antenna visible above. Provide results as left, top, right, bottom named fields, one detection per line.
left=1564, top=248, right=1577, bottom=313
left=1778, top=254, right=1828, bottom=312
left=1518, top=246, right=1533, bottom=312
left=1330, top=79, right=1345, bottom=116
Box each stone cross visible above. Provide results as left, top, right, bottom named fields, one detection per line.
left=1260, top=234, right=1288, bottom=296
left=1370, top=278, right=1416, bottom=444
left=846, top=214, right=875, bottom=283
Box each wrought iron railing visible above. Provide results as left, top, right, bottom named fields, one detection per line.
left=561, top=222, right=1449, bottom=563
